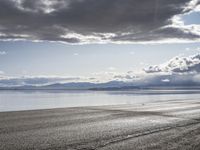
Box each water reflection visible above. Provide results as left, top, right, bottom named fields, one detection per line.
left=0, top=90, right=199, bottom=112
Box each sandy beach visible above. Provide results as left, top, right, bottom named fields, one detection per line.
left=1, top=99, right=200, bottom=150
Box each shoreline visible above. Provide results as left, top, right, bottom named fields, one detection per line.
left=1, top=99, right=200, bottom=149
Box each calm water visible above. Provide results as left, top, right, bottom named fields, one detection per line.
left=0, top=90, right=200, bottom=112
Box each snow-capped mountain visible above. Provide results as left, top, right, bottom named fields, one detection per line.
left=1, top=54, right=200, bottom=90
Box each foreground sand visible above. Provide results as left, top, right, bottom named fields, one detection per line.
left=1, top=99, right=200, bottom=150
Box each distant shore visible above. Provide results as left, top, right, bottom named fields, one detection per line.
left=1, top=99, right=200, bottom=150
left=1, top=84, right=200, bottom=91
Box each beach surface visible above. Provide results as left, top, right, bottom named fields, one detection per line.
left=1, top=99, right=200, bottom=150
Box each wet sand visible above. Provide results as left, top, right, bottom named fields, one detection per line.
left=1, top=99, right=200, bottom=150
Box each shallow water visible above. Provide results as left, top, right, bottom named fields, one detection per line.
left=0, top=90, right=200, bottom=112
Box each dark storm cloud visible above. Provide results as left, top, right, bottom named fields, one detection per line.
left=0, top=0, right=199, bottom=43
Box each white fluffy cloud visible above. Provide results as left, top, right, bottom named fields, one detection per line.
left=0, top=51, right=6, bottom=55
left=1, top=54, right=200, bottom=88
left=144, top=54, right=200, bottom=74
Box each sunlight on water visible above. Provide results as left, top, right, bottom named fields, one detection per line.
left=0, top=90, right=200, bottom=112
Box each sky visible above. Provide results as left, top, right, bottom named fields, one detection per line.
left=0, top=0, right=200, bottom=86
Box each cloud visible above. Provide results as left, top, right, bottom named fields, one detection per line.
left=135, top=74, right=200, bottom=86
left=0, top=0, right=199, bottom=44
left=73, top=53, right=79, bottom=56
left=91, top=53, right=200, bottom=87
left=0, top=76, right=81, bottom=87
left=136, top=53, right=200, bottom=86
left=107, top=67, right=116, bottom=71
left=129, top=51, right=135, bottom=55
left=0, top=51, right=6, bottom=55
left=144, top=54, right=200, bottom=74
left=0, top=71, right=4, bottom=75
left=2, top=54, right=200, bottom=87
left=161, top=78, right=170, bottom=82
